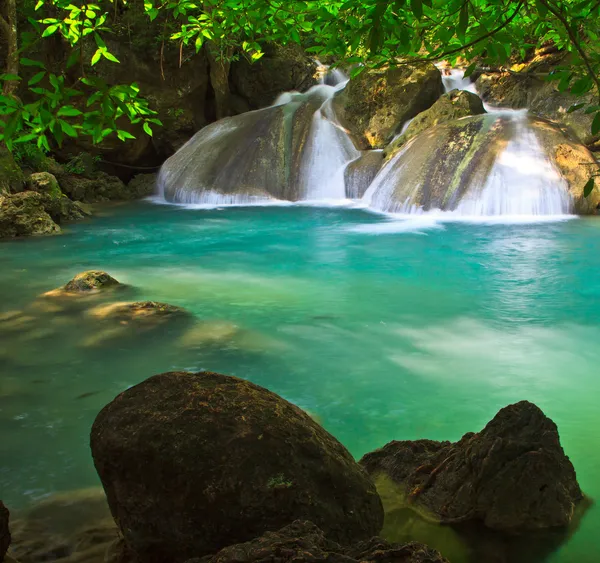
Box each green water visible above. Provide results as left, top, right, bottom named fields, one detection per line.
left=1, top=201, right=600, bottom=562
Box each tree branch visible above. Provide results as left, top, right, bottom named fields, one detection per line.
left=538, top=0, right=600, bottom=103
left=0, top=14, right=9, bottom=38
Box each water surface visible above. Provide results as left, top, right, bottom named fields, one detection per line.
left=1, top=202, right=599, bottom=562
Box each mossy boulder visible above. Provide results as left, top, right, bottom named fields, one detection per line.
left=385, top=90, right=486, bottom=159
left=361, top=401, right=583, bottom=532
left=231, top=44, right=318, bottom=109
left=0, top=191, right=61, bottom=239
left=27, top=172, right=87, bottom=224
left=28, top=171, right=62, bottom=198
left=87, top=300, right=186, bottom=323
left=58, top=171, right=130, bottom=202
left=65, top=271, right=121, bottom=293
left=127, top=173, right=157, bottom=197
left=332, top=64, right=443, bottom=149
left=91, top=371, right=384, bottom=563
left=0, top=501, right=9, bottom=561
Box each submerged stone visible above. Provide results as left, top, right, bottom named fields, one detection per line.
left=360, top=401, right=583, bottom=533
left=91, top=371, right=383, bottom=562
left=192, top=520, right=449, bottom=563
left=64, top=271, right=121, bottom=293
left=87, top=300, right=186, bottom=323
left=1, top=501, right=10, bottom=562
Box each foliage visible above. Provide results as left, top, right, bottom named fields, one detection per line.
left=12, top=141, right=49, bottom=170
left=64, top=152, right=102, bottom=175
left=1, top=0, right=600, bottom=152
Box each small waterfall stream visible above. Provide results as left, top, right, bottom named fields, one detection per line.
left=158, top=64, right=575, bottom=216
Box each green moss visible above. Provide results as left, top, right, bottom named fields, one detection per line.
left=267, top=474, right=294, bottom=489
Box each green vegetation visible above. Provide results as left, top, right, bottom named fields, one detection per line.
left=0, top=0, right=599, bottom=151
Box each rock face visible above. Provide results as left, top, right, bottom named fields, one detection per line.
left=0, top=191, right=61, bottom=239
left=1, top=501, right=10, bottom=562
left=364, top=113, right=600, bottom=215
left=194, top=520, right=448, bottom=563
left=231, top=44, right=318, bottom=109
left=64, top=271, right=121, bottom=293
left=361, top=401, right=583, bottom=532
left=332, top=64, right=443, bottom=149
left=385, top=90, right=486, bottom=158
left=127, top=173, right=157, bottom=198
left=344, top=152, right=384, bottom=199
left=91, top=371, right=383, bottom=563
left=58, top=171, right=130, bottom=203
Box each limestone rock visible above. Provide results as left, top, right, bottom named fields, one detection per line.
left=91, top=371, right=383, bottom=563
left=87, top=300, right=186, bottom=324
left=385, top=90, right=486, bottom=158
left=344, top=151, right=383, bottom=199
left=1, top=501, right=10, bottom=562
left=8, top=488, right=118, bottom=563
left=361, top=401, right=583, bottom=532
left=59, top=172, right=130, bottom=202
left=193, top=520, right=448, bottom=563
left=231, top=44, right=318, bottom=109
left=0, top=191, right=61, bottom=239
left=28, top=172, right=61, bottom=197
left=64, top=271, right=121, bottom=293
left=127, top=173, right=157, bottom=198
left=332, top=64, right=443, bottom=149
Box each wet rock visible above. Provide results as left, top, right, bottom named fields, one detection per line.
left=26, top=172, right=88, bottom=225
left=385, top=90, right=486, bottom=158
left=127, top=173, right=157, bottom=198
left=0, top=191, right=61, bottom=239
left=1, top=501, right=10, bottom=561
left=91, top=371, right=383, bottom=563
left=231, top=44, right=318, bottom=109
left=28, top=172, right=61, bottom=197
left=333, top=64, right=443, bottom=149
left=87, top=300, right=186, bottom=323
left=64, top=271, right=121, bottom=293
left=8, top=488, right=118, bottom=563
left=192, top=520, right=448, bottom=563
left=177, top=320, right=241, bottom=349
left=361, top=401, right=583, bottom=532
left=58, top=172, right=130, bottom=203
left=344, top=151, right=383, bottom=199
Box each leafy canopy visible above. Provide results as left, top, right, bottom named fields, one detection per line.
left=1, top=0, right=600, bottom=152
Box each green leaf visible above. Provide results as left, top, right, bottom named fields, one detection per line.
left=584, top=105, right=600, bottom=114
left=463, top=62, right=477, bottom=79
left=458, top=3, right=469, bottom=37
left=42, top=25, right=59, bottom=38
left=571, top=76, right=592, bottom=95
left=35, top=0, right=44, bottom=10
left=143, top=122, right=153, bottom=136
left=94, top=33, right=107, bottom=49
left=410, top=0, right=422, bottom=19
left=91, top=49, right=102, bottom=66
left=583, top=177, right=595, bottom=198
left=0, top=74, right=21, bottom=81
left=102, top=51, right=120, bottom=63
left=20, top=58, right=45, bottom=68
left=592, top=112, right=600, bottom=135
left=57, top=106, right=82, bottom=117
left=535, top=0, right=548, bottom=16
left=28, top=71, right=46, bottom=86
left=567, top=103, right=585, bottom=113
left=117, top=130, right=136, bottom=141
left=59, top=120, right=78, bottom=137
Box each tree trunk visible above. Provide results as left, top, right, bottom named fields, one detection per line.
left=206, top=40, right=233, bottom=120
left=0, top=0, right=19, bottom=96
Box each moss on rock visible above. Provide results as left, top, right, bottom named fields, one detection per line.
left=332, top=64, right=443, bottom=149
left=0, top=192, right=61, bottom=239
left=0, top=150, right=25, bottom=195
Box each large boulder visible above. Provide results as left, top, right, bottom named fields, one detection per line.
left=231, top=44, right=318, bottom=109
left=364, top=113, right=600, bottom=215
left=58, top=171, right=130, bottom=203
left=0, top=191, right=61, bottom=239
left=344, top=151, right=384, bottom=199
left=28, top=172, right=88, bottom=224
left=385, top=89, right=486, bottom=158
left=91, top=371, right=383, bottom=563
left=194, top=520, right=448, bottom=563
left=332, top=64, right=443, bottom=149
left=0, top=501, right=9, bottom=561
left=65, top=271, right=121, bottom=293
left=361, top=401, right=583, bottom=532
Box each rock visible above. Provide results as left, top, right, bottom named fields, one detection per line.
left=0, top=149, right=25, bottom=194
left=91, top=371, right=383, bottom=562
left=27, top=173, right=88, bottom=225
left=58, top=171, right=130, bottom=203
left=231, top=44, right=318, bottom=109
left=1, top=501, right=10, bottom=562
left=365, top=113, right=600, bottom=215
left=87, top=300, right=186, bottom=324
left=332, top=64, right=443, bottom=149
left=193, top=520, right=448, bottom=563
left=0, top=191, right=61, bottom=239
left=344, top=151, right=383, bottom=199
left=8, top=488, right=118, bottom=563
left=361, top=401, right=583, bottom=532
left=127, top=173, right=157, bottom=198
left=385, top=90, right=486, bottom=158
left=28, top=172, right=61, bottom=197
left=64, top=271, right=121, bottom=293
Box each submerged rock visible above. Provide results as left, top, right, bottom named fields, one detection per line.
left=1, top=501, right=10, bottom=562
left=65, top=271, right=121, bottom=293
left=361, top=401, right=583, bottom=532
left=91, top=371, right=383, bottom=562
left=87, top=300, right=186, bottom=323
left=8, top=488, right=118, bottom=563
left=193, top=520, right=448, bottom=563
left=385, top=90, right=486, bottom=158
left=0, top=191, right=61, bottom=239
left=332, top=64, right=443, bottom=149
left=365, top=113, right=600, bottom=215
